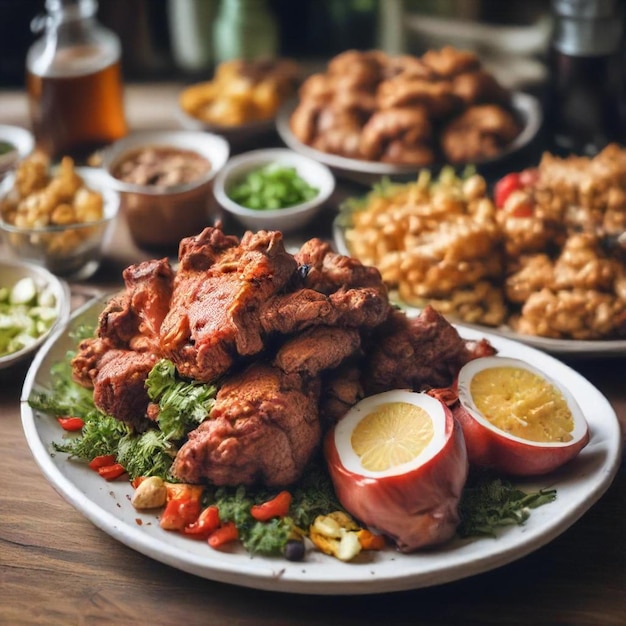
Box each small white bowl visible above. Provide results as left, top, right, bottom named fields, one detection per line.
left=213, top=148, right=335, bottom=233
left=0, top=167, right=119, bottom=280
left=102, top=130, right=230, bottom=250
left=0, top=258, right=70, bottom=370
left=0, top=125, right=35, bottom=178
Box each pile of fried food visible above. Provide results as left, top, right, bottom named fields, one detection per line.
left=179, top=58, right=300, bottom=127
left=0, top=153, right=104, bottom=255
left=71, top=224, right=493, bottom=493
left=341, top=144, right=626, bottom=340
left=289, top=46, right=522, bottom=166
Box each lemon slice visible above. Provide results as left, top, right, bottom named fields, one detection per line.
left=351, top=402, right=434, bottom=471
left=332, top=390, right=446, bottom=478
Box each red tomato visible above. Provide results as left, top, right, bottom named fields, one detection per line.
left=96, top=463, right=127, bottom=481
left=455, top=356, right=590, bottom=476
left=494, top=172, right=521, bottom=208
left=57, top=416, right=85, bottom=431
left=324, top=391, right=468, bottom=552
left=89, top=454, right=117, bottom=470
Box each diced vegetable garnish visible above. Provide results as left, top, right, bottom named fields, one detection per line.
left=0, top=276, right=58, bottom=357
left=227, top=164, right=319, bottom=210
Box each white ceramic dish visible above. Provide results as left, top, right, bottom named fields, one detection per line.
left=21, top=295, right=622, bottom=594
left=0, top=258, right=70, bottom=370
left=213, top=148, right=335, bottom=233
left=277, top=92, right=542, bottom=184
left=0, top=167, right=119, bottom=280
left=333, top=220, right=626, bottom=358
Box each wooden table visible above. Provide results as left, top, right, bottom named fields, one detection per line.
left=1, top=85, right=624, bottom=626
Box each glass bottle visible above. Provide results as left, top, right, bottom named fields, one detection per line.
left=546, top=0, right=625, bottom=156
left=26, top=0, right=128, bottom=162
left=212, top=0, right=278, bottom=64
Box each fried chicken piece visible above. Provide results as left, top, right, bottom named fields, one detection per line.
left=327, top=49, right=387, bottom=89
left=441, top=104, right=521, bottom=163
left=359, top=106, right=432, bottom=162
left=259, top=239, right=392, bottom=334
left=376, top=77, right=459, bottom=118
left=362, top=306, right=475, bottom=395
left=274, top=326, right=361, bottom=376
left=172, top=363, right=321, bottom=487
left=98, top=258, right=175, bottom=353
left=91, top=349, right=159, bottom=431
left=319, top=361, right=364, bottom=426
left=451, top=70, right=509, bottom=106
left=421, top=46, right=481, bottom=78
left=71, top=336, right=112, bottom=388
left=159, top=227, right=297, bottom=382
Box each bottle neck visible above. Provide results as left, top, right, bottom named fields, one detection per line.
left=551, top=0, right=623, bottom=56
left=45, top=0, right=98, bottom=23
left=552, top=15, right=622, bottom=56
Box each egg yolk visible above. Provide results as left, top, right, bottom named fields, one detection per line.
left=470, top=366, right=574, bottom=442
left=351, top=402, right=434, bottom=471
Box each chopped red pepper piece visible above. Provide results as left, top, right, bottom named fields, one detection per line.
left=207, top=521, right=239, bottom=549
left=250, top=490, right=292, bottom=522
left=160, top=497, right=202, bottom=531
left=184, top=505, right=221, bottom=538
left=88, top=454, right=117, bottom=470
left=493, top=172, right=521, bottom=208
left=57, top=416, right=85, bottom=431
left=96, top=463, right=127, bottom=481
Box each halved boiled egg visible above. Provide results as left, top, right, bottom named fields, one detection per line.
left=324, top=390, right=468, bottom=552
left=455, top=356, right=590, bottom=476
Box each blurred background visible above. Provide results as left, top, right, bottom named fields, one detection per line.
left=0, top=0, right=551, bottom=90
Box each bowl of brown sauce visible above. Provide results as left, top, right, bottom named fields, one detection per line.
left=103, top=130, right=229, bottom=250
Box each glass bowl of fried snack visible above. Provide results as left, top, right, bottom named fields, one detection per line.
left=178, top=58, right=300, bottom=142
left=0, top=154, right=119, bottom=280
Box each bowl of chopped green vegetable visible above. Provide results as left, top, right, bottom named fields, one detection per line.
left=0, top=258, right=70, bottom=370
left=213, top=148, right=335, bottom=233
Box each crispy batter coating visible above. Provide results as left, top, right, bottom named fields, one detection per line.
left=441, top=105, right=521, bottom=164
left=343, top=169, right=506, bottom=326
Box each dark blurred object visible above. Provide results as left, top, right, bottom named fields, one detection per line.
left=271, top=0, right=378, bottom=58
left=26, top=0, right=128, bottom=161
left=0, top=0, right=42, bottom=87
left=546, top=0, right=626, bottom=156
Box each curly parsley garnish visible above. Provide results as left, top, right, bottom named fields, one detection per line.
left=458, top=470, right=557, bottom=538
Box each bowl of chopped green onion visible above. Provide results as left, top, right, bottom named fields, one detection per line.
left=0, top=258, right=70, bottom=370
left=213, top=148, right=335, bottom=233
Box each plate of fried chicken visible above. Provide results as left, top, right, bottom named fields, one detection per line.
left=20, top=225, right=622, bottom=594
left=277, top=47, right=541, bottom=182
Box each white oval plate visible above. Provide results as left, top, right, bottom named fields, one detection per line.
left=20, top=296, right=622, bottom=595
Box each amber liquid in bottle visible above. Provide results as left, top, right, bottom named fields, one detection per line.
left=27, top=45, right=127, bottom=162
